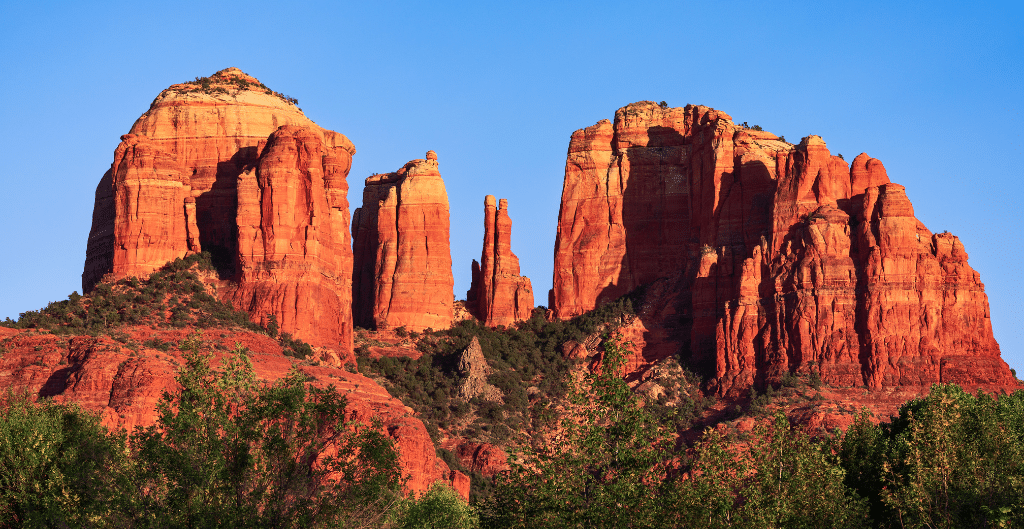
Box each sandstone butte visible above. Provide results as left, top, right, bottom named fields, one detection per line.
left=0, top=326, right=469, bottom=498
left=351, top=150, right=454, bottom=332
left=466, top=195, right=534, bottom=327
left=82, top=68, right=355, bottom=362
left=552, top=101, right=1018, bottom=396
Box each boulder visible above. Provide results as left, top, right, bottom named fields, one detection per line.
left=456, top=336, right=502, bottom=402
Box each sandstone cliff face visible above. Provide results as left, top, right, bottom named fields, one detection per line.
left=229, top=125, right=354, bottom=359
left=351, top=151, right=453, bottom=332
left=467, top=196, right=534, bottom=326
left=82, top=68, right=354, bottom=356
left=0, top=326, right=465, bottom=497
left=553, top=101, right=1015, bottom=395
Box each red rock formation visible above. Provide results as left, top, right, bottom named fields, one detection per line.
left=0, top=326, right=463, bottom=496
left=452, top=441, right=510, bottom=478
left=553, top=101, right=1016, bottom=395
left=351, top=151, right=453, bottom=332
left=467, top=195, right=534, bottom=326
left=228, top=125, right=354, bottom=360
left=82, top=68, right=355, bottom=357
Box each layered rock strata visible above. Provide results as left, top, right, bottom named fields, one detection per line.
left=82, top=68, right=354, bottom=356
left=351, top=151, right=454, bottom=332
left=466, top=196, right=534, bottom=326
left=552, top=101, right=1015, bottom=395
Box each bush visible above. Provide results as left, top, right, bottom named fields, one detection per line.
left=0, top=394, right=131, bottom=527
left=131, top=340, right=405, bottom=527
left=389, top=482, right=479, bottom=529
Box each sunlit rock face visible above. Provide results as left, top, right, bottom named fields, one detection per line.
left=351, top=151, right=454, bottom=332
left=467, top=195, right=534, bottom=327
left=552, top=101, right=1015, bottom=395
left=83, top=68, right=355, bottom=357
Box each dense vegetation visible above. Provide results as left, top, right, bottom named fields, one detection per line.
left=355, top=295, right=710, bottom=501
left=4, top=328, right=1021, bottom=527
left=3, top=258, right=1023, bottom=526
left=0, top=253, right=315, bottom=359
left=354, top=293, right=702, bottom=442
left=480, top=338, right=1024, bottom=528
left=0, top=334, right=476, bottom=528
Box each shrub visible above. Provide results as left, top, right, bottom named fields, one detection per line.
left=0, top=394, right=131, bottom=527
left=389, top=482, right=479, bottom=529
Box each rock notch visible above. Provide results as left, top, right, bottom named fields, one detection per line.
left=82, top=68, right=355, bottom=359
left=552, top=101, right=1016, bottom=395
left=467, top=195, right=534, bottom=326
left=351, top=151, right=454, bottom=332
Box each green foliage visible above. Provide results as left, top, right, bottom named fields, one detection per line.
left=1, top=252, right=261, bottom=336
left=279, top=331, right=315, bottom=359
left=841, top=384, right=1024, bottom=528
left=0, top=394, right=131, bottom=528
left=389, top=482, right=480, bottom=529
left=0, top=336, right=409, bottom=527
left=665, top=414, right=869, bottom=528
left=130, top=339, right=405, bottom=527
left=358, top=296, right=639, bottom=450
left=266, top=313, right=280, bottom=339
left=781, top=370, right=802, bottom=388
left=482, top=334, right=867, bottom=527
left=482, top=335, right=675, bottom=528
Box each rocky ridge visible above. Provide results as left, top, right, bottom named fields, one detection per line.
left=0, top=324, right=466, bottom=497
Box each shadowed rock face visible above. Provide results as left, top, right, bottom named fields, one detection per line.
left=467, top=196, right=534, bottom=327
left=351, top=151, right=454, bottom=332
left=82, top=68, right=355, bottom=358
left=552, top=101, right=1016, bottom=395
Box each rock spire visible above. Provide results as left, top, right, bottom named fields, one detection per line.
left=351, top=151, right=454, bottom=332
left=467, top=195, right=534, bottom=326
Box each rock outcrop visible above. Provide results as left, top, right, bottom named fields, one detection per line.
left=552, top=101, right=1016, bottom=395
left=456, top=336, right=502, bottom=402
left=467, top=196, right=534, bottom=326
left=351, top=151, right=454, bottom=332
left=452, top=441, right=510, bottom=478
left=82, top=68, right=354, bottom=358
left=0, top=326, right=465, bottom=496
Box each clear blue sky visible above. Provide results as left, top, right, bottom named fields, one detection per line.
left=2, top=1, right=1021, bottom=372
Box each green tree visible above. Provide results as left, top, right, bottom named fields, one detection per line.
left=0, top=394, right=131, bottom=528
left=665, top=414, right=869, bottom=528
left=390, top=482, right=480, bottom=529
left=131, top=334, right=405, bottom=527
left=482, top=334, right=674, bottom=528
left=857, top=384, right=1024, bottom=528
